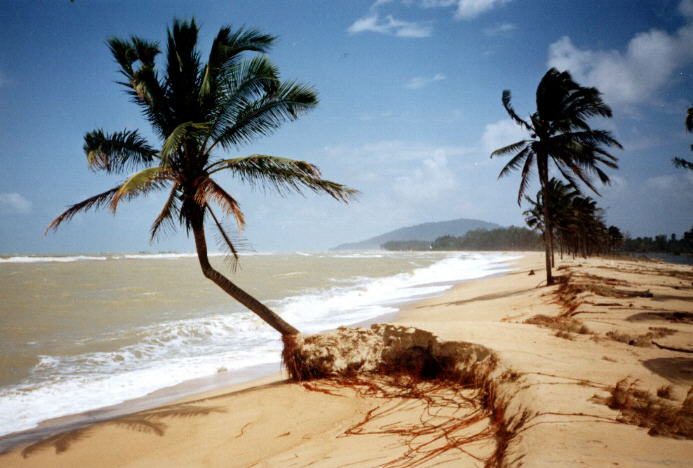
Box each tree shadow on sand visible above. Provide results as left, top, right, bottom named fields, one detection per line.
left=21, top=404, right=224, bottom=458
left=418, top=287, right=535, bottom=309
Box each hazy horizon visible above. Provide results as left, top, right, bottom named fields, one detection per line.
left=1, top=0, right=692, bottom=254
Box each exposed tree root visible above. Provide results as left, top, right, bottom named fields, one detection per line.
left=282, top=325, right=526, bottom=467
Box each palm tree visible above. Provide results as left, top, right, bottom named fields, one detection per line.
left=672, top=106, right=692, bottom=170
left=523, top=178, right=577, bottom=262
left=491, top=68, right=621, bottom=285
left=47, top=19, right=356, bottom=336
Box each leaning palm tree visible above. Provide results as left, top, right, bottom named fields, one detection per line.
left=47, top=19, right=356, bottom=336
left=672, top=106, right=692, bottom=170
left=491, top=68, right=621, bottom=285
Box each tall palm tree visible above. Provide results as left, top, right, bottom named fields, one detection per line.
left=672, top=106, right=692, bottom=170
left=491, top=68, right=621, bottom=285
left=47, top=19, right=356, bottom=336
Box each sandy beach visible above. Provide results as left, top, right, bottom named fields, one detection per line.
left=1, top=252, right=692, bottom=467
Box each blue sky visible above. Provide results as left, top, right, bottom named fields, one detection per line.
left=1, top=0, right=691, bottom=253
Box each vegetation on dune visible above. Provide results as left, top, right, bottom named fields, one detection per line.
left=491, top=68, right=622, bottom=285
left=381, top=226, right=542, bottom=251
left=621, top=227, right=693, bottom=255
left=431, top=226, right=542, bottom=251
left=47, top=18, right=356, bottom=336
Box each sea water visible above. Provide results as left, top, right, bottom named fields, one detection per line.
left=0, top=251, right=519, bottom=437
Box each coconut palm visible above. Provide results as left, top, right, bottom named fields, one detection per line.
left=523, top=178, right=578, bottom=262
left=491, top=68, right=621, bottom=285
left=47, top=19, right=356, bottom=336
left=672, top=106, right=693, bottom=170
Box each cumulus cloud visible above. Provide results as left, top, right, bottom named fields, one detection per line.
left=393, top=151, right=456, bottom=201
left=404, top=73, right=446, bottom=89
left=483, top=22, right=516, bottom=36
left=547, top=1, right=693, bottom=107
left=347, top=13, right=432, bottom=37
left=481, top=119, right=530, bottom=156
left=0, top=193, right=32, bottom=214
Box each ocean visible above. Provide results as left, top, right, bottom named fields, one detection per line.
left=0, top=251, right=519, bottom=438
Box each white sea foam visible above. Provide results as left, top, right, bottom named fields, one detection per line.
left=0, top=252, right=229, bottom=263
left=0, top=255, right=108, bottom=263
left=0, top=252, right=520, bottom=437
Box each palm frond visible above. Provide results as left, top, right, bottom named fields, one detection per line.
left=206, top=154, right=357, bottom=202
left=672, top=157, right=693, bottom=170
left=200, top=26, right=275, bottom=99
left=84, top=129, right=158, bottom=173
left=497, top=146, right=530, bottom=179
left=209, top=82, right=318, bottom=150
left=46, top=186, right=121, bottom=233
left=160, top=121, right=210, bottom=164
left=516, top=151, right=535, bottom=204
left=150, top=184, right=181, bottom=241
left=502, top=90, right=531, bottom=130
left=206, top=205, right=240, bottom=266
left=111, top=167, right=173, bottom=212
left=490, top=140, right=528, bottom=158
left=194, top=177, right=245, bottom=230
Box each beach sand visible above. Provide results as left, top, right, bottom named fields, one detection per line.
left=1, top=252, right=692, bottom=466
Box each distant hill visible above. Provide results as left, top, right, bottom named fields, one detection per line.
left=332, top=218, right=501, bottom=250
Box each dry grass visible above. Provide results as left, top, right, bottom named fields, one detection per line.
left=524, top=314, right=592, bottom=336
left=601, top=378, right=693, bottom=439
left=605, top=327, right=677, bottom=348
left=657, top=384, right=674, bottom=400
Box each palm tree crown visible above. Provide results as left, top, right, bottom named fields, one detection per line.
left=492, top=68, right=621, bottom=284
left=48, top=19, right=355, bottom=335
left=492, top=68, right=621, bottom=203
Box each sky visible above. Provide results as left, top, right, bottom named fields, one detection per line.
left=1, top=0, right=692, bottom=254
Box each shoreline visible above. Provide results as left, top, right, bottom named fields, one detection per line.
left=3, top=252, right=689, bottom=466
left=0, top=251, right=520, bottom=454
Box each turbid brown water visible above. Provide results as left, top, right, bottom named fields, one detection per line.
left=0, top=251, right=517, bottom=437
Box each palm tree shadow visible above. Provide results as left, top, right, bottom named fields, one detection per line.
left=21, top=404, right=224, bottom=458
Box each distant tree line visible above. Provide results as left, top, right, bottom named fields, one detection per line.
left=621, top=227, right=693, bottom=255
left=381, top=226, right=542, bottom=251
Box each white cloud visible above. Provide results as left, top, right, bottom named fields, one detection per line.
left=453, top=0, right=512, bottom=19
left=404, top=73, right=446, bottom=89
left=644, top=171, right=693, bottom=196
left=481, top=119, right=529, bottom=156
left=483, top=22, right=516, bottom=36
left=347, top=14, right=432, bottom=38
left=547, top=1, right=693, bottom=107
left=0, top=193, right=32, bottom=214
left=680, top=0, right=693, bottom=17
left=394, top=151, right=456, bottom=201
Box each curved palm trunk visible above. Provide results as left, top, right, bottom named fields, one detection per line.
left=538, top=158, right=554, bottom=285
left=192, top=220, right=299, bottom=336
